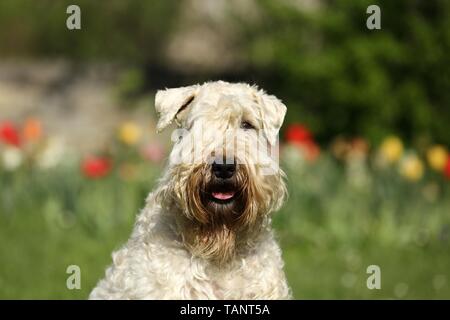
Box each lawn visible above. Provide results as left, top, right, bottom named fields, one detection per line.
left=1, top=150, right=449, bottom=299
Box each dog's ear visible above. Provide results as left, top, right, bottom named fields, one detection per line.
left=155, top=85, right=199, bottom=132
left=258, top=93, right=287, bottom=146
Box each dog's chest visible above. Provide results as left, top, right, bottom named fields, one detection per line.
left=177, top=252, right=283, bottom=299
left=182, top=260, right=256, bottom=299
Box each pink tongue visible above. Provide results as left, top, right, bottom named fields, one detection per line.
left=212, top=191, right=235, bottom=200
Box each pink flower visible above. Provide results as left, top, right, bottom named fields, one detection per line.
left=141, top=142, right=165, bottom=163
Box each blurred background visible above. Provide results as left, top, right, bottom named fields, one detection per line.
left=0, top=0, right=449, bottom=299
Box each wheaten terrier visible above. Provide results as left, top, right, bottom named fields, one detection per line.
left=90, top=81, right=291, bottom=299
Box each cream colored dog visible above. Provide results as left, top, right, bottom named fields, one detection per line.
left=90, top=81, right=291, bottom=299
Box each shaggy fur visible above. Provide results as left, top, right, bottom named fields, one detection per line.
left=89, top=81, right=291, bottom=299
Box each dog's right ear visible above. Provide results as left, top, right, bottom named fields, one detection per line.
left=155, top=85, right=199, bottom=132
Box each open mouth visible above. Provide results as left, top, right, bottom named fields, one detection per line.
left=206, top=182, right=238, bottom=204
left=211, top=191, right=235, bottom=201
left=203, top=174, right=241, bottom=205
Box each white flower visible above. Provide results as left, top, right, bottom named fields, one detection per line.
left=1, top=147, right=23, bottom=171
left=37, top=137, right=66, bottom=169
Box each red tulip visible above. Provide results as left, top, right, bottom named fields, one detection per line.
left=444, top=156, right=450, bottom=180
left=0, top=121, right=21, bottom=147
left=285, top=124, right=312, bottom=145
left=82, top=156, right=112, bottom=179
left=285, top=123, right=320, bottom=161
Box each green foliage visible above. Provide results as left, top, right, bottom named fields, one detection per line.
left=114, top=68, right=146, bottom=105
left=0, top=0, right=179, bottom=63
left=238, top=0, right=450, bottom=146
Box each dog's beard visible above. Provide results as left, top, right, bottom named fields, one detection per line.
left=178, top=164, right=265, bottom=264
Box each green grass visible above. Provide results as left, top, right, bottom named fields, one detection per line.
left=0, top=212, right=130, bottom=299
left=0, top=156, right=449, bottom=299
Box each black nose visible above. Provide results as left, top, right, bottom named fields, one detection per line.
left=212, top=160, right=236, bottom=179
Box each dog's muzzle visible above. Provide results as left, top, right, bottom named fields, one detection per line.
left=210, top=159, right=237, bottom=201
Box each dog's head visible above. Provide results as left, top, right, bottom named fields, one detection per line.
left=154, top=81, right=287, bottom=263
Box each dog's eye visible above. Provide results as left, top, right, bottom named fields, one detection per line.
left=240, top=121, right=255, bottom=130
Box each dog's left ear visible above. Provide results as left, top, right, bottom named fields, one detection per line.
left=155, top=85, right=199, bottom=132
left=258, top=93, right=287, bottom=146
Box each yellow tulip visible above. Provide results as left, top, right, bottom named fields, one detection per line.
left=399, top=154, right=424, bottom=181
left=118, top=122, right=142, bottom=145
left=380, top=136, right=403, bottom=163
left=426, top=145, right=448, bottom=172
